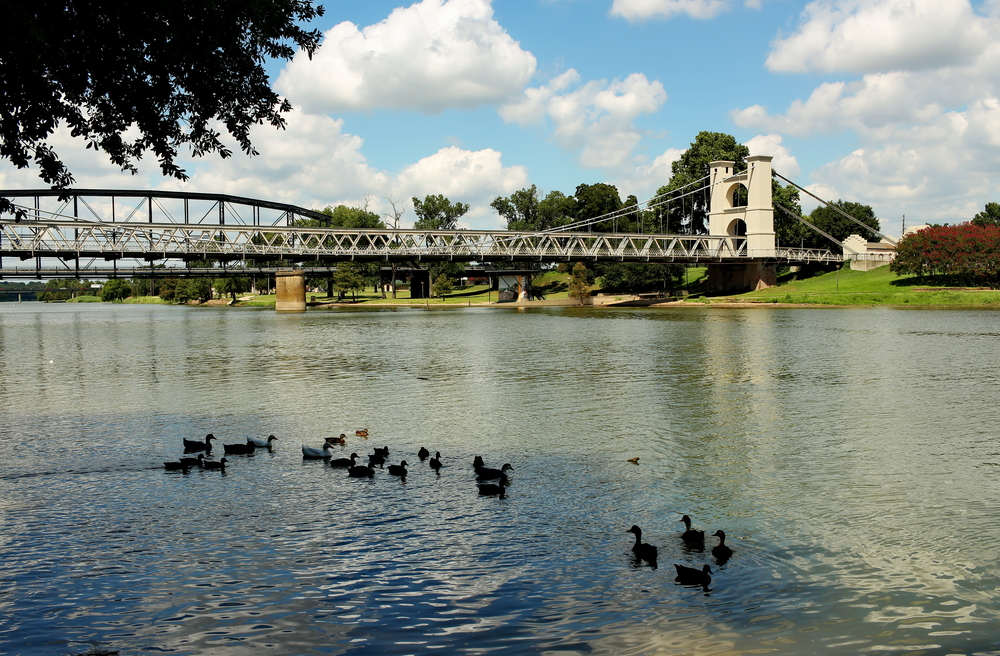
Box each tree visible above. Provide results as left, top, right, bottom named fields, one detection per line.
left=806, top=201, right=881, bottom=253
left=333, top=263, right=365, bottom=301
left=101, top=279, right=132, bottom=302
left=412, top=195, right=470, bottom=230
left=972, top=202, right=1000, bottom=227
left=1, top=1, right=324, bottom=219
left=492, top=185, right=540, bottom=231
left=433, top=274, right=454, bottom=298
left=891, top=223, right=1000, bottom=286
left=537, top=191, right=577, bottom=231
left=383, top=196, right=407, bottom=298
left=568, top=262, right=591, bottom=305
left=772, top=181, right=806, bottom=248
left=175, top=278, right=212, bottom=304
left=657, top=132, right=750, bottom=234
left=214, top=276, right=249, bottom=302
left=574, top=183, right=622, bottom=232
left=597, top=263, right=681, bottom=293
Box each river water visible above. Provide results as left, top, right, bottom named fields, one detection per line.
left=1, top=302, right=999, bottom=655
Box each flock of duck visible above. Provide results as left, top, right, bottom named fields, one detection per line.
left=628, top=514, right=733, bottom=589
left=166, top=432, right=727, bottom=588
left=163, top=431, right=514, bottom=499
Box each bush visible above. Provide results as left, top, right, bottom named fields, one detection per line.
left=891, top=223, right=1000, bottom=287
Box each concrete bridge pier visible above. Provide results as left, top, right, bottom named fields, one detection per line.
left=705, top=262, right=777, bottom=293
left=276, top=270, right=306, bottom=312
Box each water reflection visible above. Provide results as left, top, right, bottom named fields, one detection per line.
left=2, top=303, right=1000, bottom=654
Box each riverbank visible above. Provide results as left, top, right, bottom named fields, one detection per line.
left=54, top=264, right=1000, bottom=309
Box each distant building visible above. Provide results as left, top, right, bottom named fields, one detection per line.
left=842, top=234, right=898, bottom=271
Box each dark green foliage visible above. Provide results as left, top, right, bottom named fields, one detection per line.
left=972, top=202, right=1000, bottom=227
left=568, top=262, right=591, bottom=304
left=333, top=263, right=365, bottom=301
left=214, top=276, right=249, bottom=302
left=175, top=278, right=212, bottom=303
left=100, top=279, right=132, bottom=302
left=597, top=263, right=683, bottom=293
left=0, top=1, right=324, bottom=217
left=537, top=191, right=577, bottom=230
left=433, top=274, right=454, bottom=297
left=574, top=183, right=622, bottom=231
left=412, top=195, right=470, bottom=230
left=313, top=205, right=385, bottom=229
left=37, top=279, right=90, bottom=301
left=805, top=201, right=880, bottom=253
left=657, top=132, right=750, bottom=234
left=491, top=185, right=540, bottom=231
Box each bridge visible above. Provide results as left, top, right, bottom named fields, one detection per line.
left=0, top=155, right=846, bottom=310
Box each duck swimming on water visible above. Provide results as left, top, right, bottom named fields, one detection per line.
left=711, top=530, right=733, bottom=563
left=388, top=460, right=408, bottom=478
left=477, top=477, right=507, bottom=498
left=475, top=463, right=513, bottom=481
left=429, top=452, right=442, bottom=472
left=348, top=463, right=375, bottom=478
left=183, top=434, right=216, bottom=452
left=202, top=457, right=228, bottom=471
left=223, top=441, right=256, bottom=455
left=680, top=515, right=705, bottom=546
left=329, top=453, right=359, bottom=468
left=302, top=442, right=337, bottom=459
left=247, top=435, right=278, bottom=448
left=627, top=525, right=658, bottom=567
left=674, top=563, right=712, bottom=588
left=418, top=447, right=430, bottom=460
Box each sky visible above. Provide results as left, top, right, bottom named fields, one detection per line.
left=3, top=0, right=1000, bottom=239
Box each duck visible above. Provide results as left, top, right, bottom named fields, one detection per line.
left=473, top=455, right=484, bottom=468
left=711, top=530, right=733, bottom=562
left=202, top=457, right=228, bottom=471
left=475, top=463, right=513, bottom=480
left=326, top=434, right=347, bottom=445
left=183, top=433, right=216, bottom=452
left=477, top=477, right=507, bottom=498
left=329, top=452, right=359, bottom=468
left=179, top=453, right=205, bottom=468
left=247, top=434, right=278, bottom=448
left=348, top=463, right=375, bottom=478
left=627, top=457, right=640, bottom=464
left=680, top=515, right=705, bottom=545
left=627, top=525, right=658, bottom=566
left=368, top=452, right=386, bottom=468
left=674, top=563, right=712, bottom=587
left=373, top=446, right=389, bottom=457
left=429, top=452, right=442, bottom=472
left=356, top=429, right=369, bottom=437
left=387, top=460, right=408, bottom=477
left=163, top=460, right=189, bottom=472
left=302, top=442, right=337, bottom=459
left=417, top=447, right=430, bottom=460
left=223, top=441, right=256, bottom=455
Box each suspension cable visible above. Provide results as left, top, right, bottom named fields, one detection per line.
left=773, top=171, right=895, bottom=245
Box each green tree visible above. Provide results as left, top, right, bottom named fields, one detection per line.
left=411, top=195, right=470, bottom=230
left=101, top=279, right=132, bottom=302
left=972, top=202, right=1000, bottom=227
left=158, top=278, right=180, bottom=301
left=772, top=181, right=806, bottom=248
left=568, top=262, right=591, bottom=305
left=433, top=273, right=454, bottom=298
left=657, top=132, right=750, bottom=234
left=492, top=185, right=540, bottom=231
left=333, top=263, right=365, bottom=301
left=1, top=1, right=324, bottom=219
left=574, top=183, right=622, bottom=231
left=214, top=276, right=249, bottom=302
left=806, top=201, right=881, bottom=253
left=597, top=263, right=682, bottom=293
left=175, top=278, right=212, bottom=304
left=537, top=191, right=577, bottom=231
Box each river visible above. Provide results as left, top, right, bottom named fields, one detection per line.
left=1, top=302, right=999, bottom=655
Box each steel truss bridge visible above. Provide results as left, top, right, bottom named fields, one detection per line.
left=0, top=189, right=840, bottom=279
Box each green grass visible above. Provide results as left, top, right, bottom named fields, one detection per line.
left=68, top=295, right=103, bottom=303
left=711, top=265, right=1000, bottom=306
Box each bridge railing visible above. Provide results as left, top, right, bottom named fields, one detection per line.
left=0, top=218, right=840, bottom=271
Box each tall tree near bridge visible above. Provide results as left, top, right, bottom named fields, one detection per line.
left=805, top=201, right=880, bottom=253
left=411, top=195, right=470, bottom=230
left=0, top=1, right=324, bottom=218
left=657, top=132, right=749, bottom=235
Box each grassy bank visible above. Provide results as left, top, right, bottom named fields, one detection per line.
left=701, top=265, right=1000, bottom=306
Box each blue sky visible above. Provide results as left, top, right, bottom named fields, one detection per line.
left=4, top=0, right=999, bottom=238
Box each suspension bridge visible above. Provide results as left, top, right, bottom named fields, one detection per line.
left=0, top=155, right=863, bottom=310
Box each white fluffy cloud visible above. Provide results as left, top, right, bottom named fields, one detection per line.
left=394, top=146, right=529, bottom=227
left=766, top=0, right=991, bottom=74
left=744, top=134, right=800, bottom=178
left=500, top=69, right=667, bottom=169
left=610, top=0, right=730, bottom=20
left=275, top=0, right=536, bottom=113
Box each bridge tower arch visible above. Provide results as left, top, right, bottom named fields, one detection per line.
left=708, top=155, right=775, bottom=257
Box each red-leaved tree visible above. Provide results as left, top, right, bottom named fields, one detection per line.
left=891, top=223, right=1000, bottom=287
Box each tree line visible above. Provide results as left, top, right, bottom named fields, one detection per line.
left=890, top=203, right=1000, bottom=287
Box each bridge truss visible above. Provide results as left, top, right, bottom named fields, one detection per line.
left=0, top=189, right=840, bottom=279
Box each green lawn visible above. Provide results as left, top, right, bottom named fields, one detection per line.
left=710, top=264, right=1000, bottom=306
